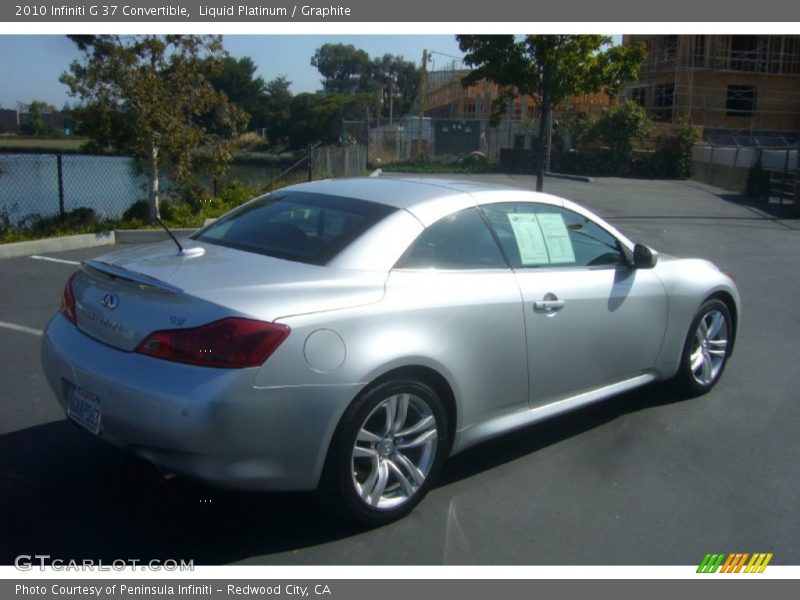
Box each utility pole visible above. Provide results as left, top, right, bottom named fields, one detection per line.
left=389, top=81, right=394, bottom=126
left=545, top=110, right=554, bottom=173
left=365, top=104, right=371, bottom=166
left=418, top=49, right=428, bottom=161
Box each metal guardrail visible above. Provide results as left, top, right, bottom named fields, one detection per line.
left=692, top=143, right=798, bottom=202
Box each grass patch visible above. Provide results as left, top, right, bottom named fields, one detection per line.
left=0, top=137, right=89, bottom=153
left=381, top=156, right=500, bottom=175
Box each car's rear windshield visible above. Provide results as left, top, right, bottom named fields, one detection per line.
left=191, top=191, right=396, bottom=265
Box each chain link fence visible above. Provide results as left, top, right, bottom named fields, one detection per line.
left=7, top=136, right=793, bottom=232
left=362, top=116, right=546, bottom=164
left=1, top=148, right=370, bottom=231
left=310, top=145, right=367, bottom=179
left=0, top=152, right=148, bottom=227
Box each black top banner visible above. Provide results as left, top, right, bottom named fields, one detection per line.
left=2, top=0, right=799, bottom=22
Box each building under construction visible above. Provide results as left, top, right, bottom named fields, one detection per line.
left=402, top=60, right=609, bottom=160
left=621, top=35, right=799, bottom=200
left=368, top=38, right=797, bottom=199
left=622, top=35, right=800, bottom=139
left=423, top=63, right=609, bottom=122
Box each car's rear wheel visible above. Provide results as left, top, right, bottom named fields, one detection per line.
left=672, top=299, right=732, bottom=396
left=320, top=378, right=448, bottom=525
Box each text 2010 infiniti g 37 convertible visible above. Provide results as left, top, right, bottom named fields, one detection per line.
left=41, top=177, right=740, bottom=524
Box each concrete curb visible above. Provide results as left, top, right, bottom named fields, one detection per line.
left=0, top=228, right=202, bottom=260
left=114, top=229, right=197, bottom=244
left=0, top=231, right=116, bottom=259
left=545, top=172, right=594, bottom=183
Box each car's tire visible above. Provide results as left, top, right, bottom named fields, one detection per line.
left=671, top=298, right=733, bottom=397
left=319, top=377, right=449, bottom=526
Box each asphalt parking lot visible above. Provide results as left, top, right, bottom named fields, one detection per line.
left=1, top=175, right=798, bottom=565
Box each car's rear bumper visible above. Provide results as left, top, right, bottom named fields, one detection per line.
left=41, top=313, right=361, bottom=491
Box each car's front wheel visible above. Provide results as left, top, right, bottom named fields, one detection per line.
left=672, top=298, right=733, bottom=396
left=320, top=378, right=448, bottom=525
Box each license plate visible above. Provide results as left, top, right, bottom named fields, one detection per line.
left=67, top=385, right=102, bottom=434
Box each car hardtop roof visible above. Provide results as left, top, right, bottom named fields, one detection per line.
left=280, top=176, right=565, bottom=211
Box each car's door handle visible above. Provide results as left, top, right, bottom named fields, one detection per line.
left=533, top=298, right=566, bottom=312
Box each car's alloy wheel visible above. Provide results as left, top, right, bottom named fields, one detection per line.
left=321, top=378, right=448, bottom=525
left=673, top=299, right=732, bottom=396
left=351, top=393, right=438, bottom=509
left=689, top=309, right=728, bottom=386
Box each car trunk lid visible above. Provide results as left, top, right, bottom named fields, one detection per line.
left=72, top=241, right=386, bottom=352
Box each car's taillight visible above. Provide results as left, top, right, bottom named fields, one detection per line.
left=135, top=317, right=290, bottom=369
left=60, top=273, right=77, bottom=324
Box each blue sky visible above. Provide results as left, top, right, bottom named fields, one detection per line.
left=0, top=34, right=623, bottom=110
left=0, top=35, right=466, bottom=109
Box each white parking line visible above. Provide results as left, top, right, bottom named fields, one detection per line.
left=30, top=255, right=80, bottom=266
left=0, top=320, right=43, bottom=337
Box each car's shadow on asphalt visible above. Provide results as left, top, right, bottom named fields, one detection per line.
left=0, top=382, right=689, bottom=565
left=439, top=382, right=683, bottom=486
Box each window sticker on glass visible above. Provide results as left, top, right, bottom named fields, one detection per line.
left=507, top=213, right=549, bottom=265
left=537, top=213, right=576, bottom=264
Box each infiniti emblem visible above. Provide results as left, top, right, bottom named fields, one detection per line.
left=100, top=292, right=119, bottom=310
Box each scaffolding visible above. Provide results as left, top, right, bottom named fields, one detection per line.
left=624, top=35, right=800, bottom=137
left=624, top=35, right=800, bottom=200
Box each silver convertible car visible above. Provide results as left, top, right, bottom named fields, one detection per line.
left=42, top=177, right=740, bottom=524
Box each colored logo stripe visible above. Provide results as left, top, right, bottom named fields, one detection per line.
left=697, top=553, right=725, bottom=573
left=697, top=553, right=773, bottom=573
left=745, top=553, right=773, bottom=573
left=722, top=553, right=748, bottom=573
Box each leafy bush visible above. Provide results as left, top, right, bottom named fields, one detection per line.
left=637, top=121, right=696, bottom=179
left=555, top=116, right=697, bottom=180
left=591, top=101, right=651, bottom=174
left=218, top=180, right=262, bottom=204
left=31, top=207, right=98, bottom=235
left=671, top=121, right=697, bottom=179
left=0, top=207, right=105, bottom=242
left=122, top=200, right=150, bottom=222
left=0, top=204, right=17, bottom=238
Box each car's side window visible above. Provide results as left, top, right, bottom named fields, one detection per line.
left=481, top=203, right=625, bottom=269
left=395, top=208, right=508, bottom=270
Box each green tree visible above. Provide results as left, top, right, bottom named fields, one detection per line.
left=21, top=101, right=57, bottom=136
left=457, top=35, right=646, bottom=191
left=311, top=43, right=372, bottom=95
left=287, top=92, right=380, bottom=149
left=370, top=54, right=419, bottom=119
left=209, top=56, right=266, bottom=127
left=262, top=76, right=294, bottom=147
left=60, top=35, right=248, bottom=219
left=310, top=45, right=418, bottom=120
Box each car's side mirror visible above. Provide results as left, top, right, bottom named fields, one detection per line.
left=633, top=243, right=658, bottom=269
